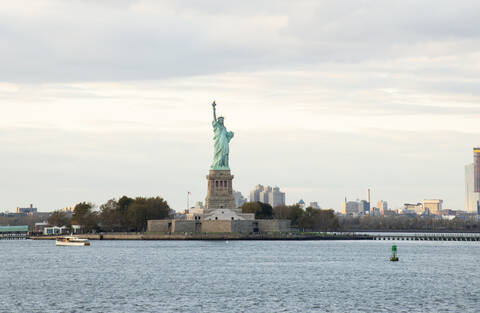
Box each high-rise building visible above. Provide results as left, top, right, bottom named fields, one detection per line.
left=422, top=199, right=443, bottom=215
left=465, top=148, right=480, bottom=214
left=233, top=191, right=247, bottom=208
left=259, top=186, right=272, bottom=204
left=377, top=200, right=388, bottom=214
left=475, top=147, right=480, bottom=192
left=341, top=200, right=361, bottom=216
left=360, top=200, right=370, bottom=213
left=250, top=185, right=286, bottom=208
left=466, top=163, right=475, bottom=212
left=250, top=185, right=264, bottom=202
left=269, top=187, right=286, bottom=207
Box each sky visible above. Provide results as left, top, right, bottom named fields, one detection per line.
left=1, top=0, right=480, bottom=212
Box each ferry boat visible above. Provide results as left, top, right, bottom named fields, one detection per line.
left=56, top=236, right=90, bottom=246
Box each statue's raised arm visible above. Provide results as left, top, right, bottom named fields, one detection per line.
left=212, top=101, right=217, bottom=122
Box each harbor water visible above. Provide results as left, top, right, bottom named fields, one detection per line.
left=1, top=240, right=479, bottom=312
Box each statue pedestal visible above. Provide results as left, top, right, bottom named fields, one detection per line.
left=204, top=170, right=254, bottom=221
left=205, top=170, right=236, bottom=209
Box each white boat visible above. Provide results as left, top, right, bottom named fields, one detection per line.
left=56, top=235, right=90, bottom=246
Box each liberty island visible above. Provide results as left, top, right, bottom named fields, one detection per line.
left=147, top=101, right=291, bottom=232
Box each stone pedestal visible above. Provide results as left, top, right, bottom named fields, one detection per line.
left=205, top=170, right=235, bottom=209
left=203, top=170, right=255, bottom=221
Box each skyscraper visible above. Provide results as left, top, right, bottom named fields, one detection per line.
left=474, top=147, right=480, bottom=192
left=259, top=186, right=272, bottom=204
left=249, top=185, right=285, bottom=207
left=341, top=200, right=361, bottom=216
left=360, top=200, right=370, bottom=213
left=377, top=200, right=388, bottom=214
left=269, top=187, right=286, bottom=207
left=250, top=185, right=264, bottom=202
left=466, top=163, right=474, bottom=212
left=233, top=191, right=247, bottom=208
left=465, top=148, right=480, bottom=214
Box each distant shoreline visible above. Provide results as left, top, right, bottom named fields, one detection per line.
left=29, top=233, right=372, bottom=241
left=27, top=232, right=480, bottom=241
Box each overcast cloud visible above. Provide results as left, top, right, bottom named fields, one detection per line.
left=1, top=0, right=479, bottom=211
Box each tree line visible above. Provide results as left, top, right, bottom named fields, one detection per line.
left=241, top=202, right=340, bottom=231
left=242, top=202, right=480, bottom=232
left=48, top=196, right=171, bottom=232
left=339, top=215, right=480, bottom=232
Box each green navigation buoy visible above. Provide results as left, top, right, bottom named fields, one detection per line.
left=390, top=245, right=399, bottom=262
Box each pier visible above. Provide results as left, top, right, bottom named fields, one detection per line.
left=371, top=233, right=480, bottom=241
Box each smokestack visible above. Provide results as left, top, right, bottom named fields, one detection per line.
left=367, top=188, right=371, bottom=204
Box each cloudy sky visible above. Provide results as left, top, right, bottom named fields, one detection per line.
left=1, top=0, right=479, bottom=212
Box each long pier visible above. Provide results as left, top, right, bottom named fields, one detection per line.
left=0, top=233, right=27, bottom=240
left=371, top=233, right=480, bottom=241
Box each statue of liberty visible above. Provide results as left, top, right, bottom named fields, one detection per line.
left=211, top=101, right=234, bottom=170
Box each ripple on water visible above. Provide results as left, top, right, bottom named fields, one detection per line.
left=1, top=240, right=479, bottom=312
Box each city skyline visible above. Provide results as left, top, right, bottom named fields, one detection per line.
left=1, top=1, right=480, bottom=211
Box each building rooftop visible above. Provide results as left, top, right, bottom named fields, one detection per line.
left=0, top=225, right=29, bottom=233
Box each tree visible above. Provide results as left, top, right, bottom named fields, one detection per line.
left=125, top=197, right=170, bottom=232
left=99, top=199, right=122, bottom=232
left=117, top=196, right=134, bottom=229
left=300, top=208, right=339, bottom=232
left=47, top=211, right=70, bottom=227
left=289, top=205, right=305, bottom=226
left=241, top=202, right=260, bottom=215
left=273, top=204, right=304, bottom=226
left=241, top=202, right=273, bottom=219
left=72, top=202, right=98, bottom=233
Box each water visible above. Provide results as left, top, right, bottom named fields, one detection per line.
left=1, top=240, right=479, bottom=312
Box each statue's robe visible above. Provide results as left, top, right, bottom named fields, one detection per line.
left=212, top=120, right=234, bottom=169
